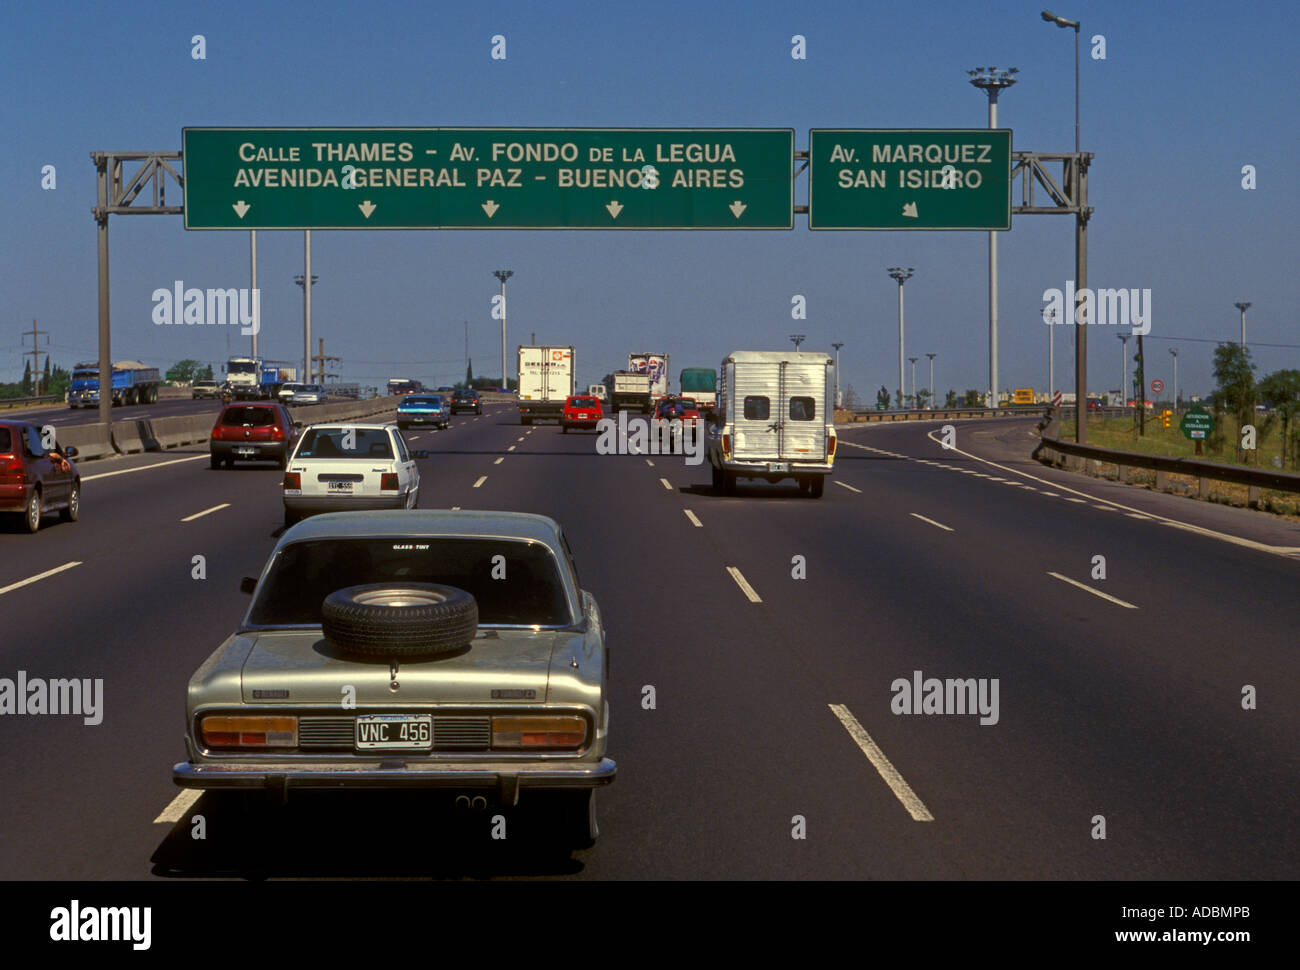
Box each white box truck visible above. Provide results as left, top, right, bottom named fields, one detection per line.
left=628, top=353, right=669, bottom=403
left=517, top=345, right=575, bottom=424
left=705, top=350, right=837, bottom=497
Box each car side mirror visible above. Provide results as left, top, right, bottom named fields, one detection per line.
left=239, top=576, right=257, bottom=594
left=64, top=445, right=79, bottom=457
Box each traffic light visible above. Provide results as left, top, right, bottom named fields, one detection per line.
left=1161, top=409, right=1171, bottom=429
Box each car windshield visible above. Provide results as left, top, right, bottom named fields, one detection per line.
left=221, top=407, right=276, bottom=427
left=282, top=384, right=304, bottom=392
left=455, top=390, right=475, bottom=398
left=569, top=398, right=598, bottom=408
left=295, top=427, right=393, bottom=460
left=196, top=381, right=217, bottom=388
left=248, top=537, right=572, bottom=626
left=403, top=396, right=442, bottom=406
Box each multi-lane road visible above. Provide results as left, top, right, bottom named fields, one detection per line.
left=1, top=406, right=1296, bottom=880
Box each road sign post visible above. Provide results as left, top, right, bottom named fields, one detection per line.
left=183, top=128, right=794, bottom=230
left=808, top=129, right=1012, bottom=230
left=1180, top=406, right=1213, bottom=455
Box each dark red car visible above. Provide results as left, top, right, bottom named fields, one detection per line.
left=0, top=421, right=80, bottom=533
left=561, top=394, right=604, bottom=433
left=210, top=402, right=297, bottom=469
left=653, top=396, right=701, bottom=429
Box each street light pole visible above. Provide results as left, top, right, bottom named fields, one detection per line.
left=887, top=267, right=914, bottom=407
left=1044, top=305, right=1056, bottom=398
left=1234, top=301, right=1251, bottom=347
left=969, top=67, right=1018, bottom=409
left=1170, top=348, right=1178, bottom=406
left=908, top=356, right=918, bottom=408
left=789, top=334, right=806, bottom=352
left=293, top=265, right=319, bottom=381
left=494, top=270, right=513, bottom=389
left=926, top=352, right=936, bottom=409
left=831, top=342, right=844, bottom=407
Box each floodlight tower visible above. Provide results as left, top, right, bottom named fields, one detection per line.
left=887, top=267, right=914, bottom=407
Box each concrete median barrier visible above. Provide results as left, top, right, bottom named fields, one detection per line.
left=56, top=422, right=114, bottom=461
left=111, top=420, right=147, bottom=454
left=152, top=414, right=212, bottom=449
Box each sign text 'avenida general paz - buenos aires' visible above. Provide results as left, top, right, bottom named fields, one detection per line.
left=809, top=129, right=1012, bottom=230
left=182, top=128, right=794, bottom=230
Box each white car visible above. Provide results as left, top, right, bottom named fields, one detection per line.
left=292, top=384, right=327, bottom=405
left=279, top=382, right=306, bottom=403
left=282, top=423, right=425, bottom=526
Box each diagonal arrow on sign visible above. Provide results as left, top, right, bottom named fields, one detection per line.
left=605, top=200, right=624, bottom=219
left=232, top=201, right=250, bottom=218
left=359, top=200, right=377, bottom=218
left=729, top=201, right=747, bottom=218
left=902, top=202, right=918, bottom=219
left=482, top=200, right=500, bottom=218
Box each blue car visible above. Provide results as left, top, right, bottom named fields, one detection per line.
left=396, top=394, right=450, bottom=430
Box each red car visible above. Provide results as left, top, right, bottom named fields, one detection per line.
left=0, top=421, right=80, bottom=533
left=653, top=396, right=701, bottom=429
left=210, top=402, right=297, bottom=469
left=561, top=394, right=604, bottom=433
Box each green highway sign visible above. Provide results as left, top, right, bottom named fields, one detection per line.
left=182, top=128, right=794, bottom=230
left=1180, top=406, right=1214, bottom=440
left=808, top=129, right=1012, bottom=230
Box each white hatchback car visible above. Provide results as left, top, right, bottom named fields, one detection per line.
left=282, top=423, right=425, bottom=526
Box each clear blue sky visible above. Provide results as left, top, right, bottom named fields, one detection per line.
left=2, top=0, right=1296, bottom=399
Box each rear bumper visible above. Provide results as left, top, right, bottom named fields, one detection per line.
left=283, top=492, right=410, bottom=513
left=717, top=457, right=833, bottom=477
left=211, top=441, right=288, bottom=461
left=173, top=757, right=617, bottom=801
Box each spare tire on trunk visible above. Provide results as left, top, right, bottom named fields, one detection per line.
left=321, top=583, right=478, bottom=657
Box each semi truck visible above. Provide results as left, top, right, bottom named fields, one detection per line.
left=705, top=350, right=836, bottom=498
left=224, top=357, right=295, bottom=400
left=628, top=353, right=670, bottom=403
left=609, top=371, right=652, bottom=414
left=679, top=367, right=718, bottom=410
left=68, top=361, right=160, bottom=408
left=517, top=346, right=575, bottom=424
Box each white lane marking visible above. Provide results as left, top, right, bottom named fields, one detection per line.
left=81, top=454, right=208, bottom=481
left=910, top=513, right=953, bottom=532
left=1047, top=571, right=1139, bottom=609
left=1093, top=504, right=1114, bottom=510
left=829, top=704, right=934, bottom=822
left=1042, top=491, right=1059, bottom=497
left=1063, top=497, right=1086, bottom=503
left=154, top=788, right=202, bottom=824
left=508, top=445, right=516, bottom=452
left=451, top=506, right=461, bottom=510
left=835, top=481, right=862, bottom=493
left=918, top=426, right=1300, bottom=557
left=472, top=476, right=487, bottom=488
left=494, top=457, right=504, bottom=465
left=726, top=566, right=762, bottom=603
left=683, top=509, right=703, bottom=527
left=988, top=477, right=1008, bottom=482
left=660, top=478, right=673, bottom=491
left=181, top=503, right=230, bottom=522
left=645, top=459, right=655, bottom=467
left=1126, top=513, right=1152, bottom=520
left=0, top=561, right=82, bottom=597
left=516, top=437, right=525, bottom=442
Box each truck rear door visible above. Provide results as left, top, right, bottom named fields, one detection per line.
left=731, top=360, right=782, bottom=460
left=778, top=363, right=828, bottom=461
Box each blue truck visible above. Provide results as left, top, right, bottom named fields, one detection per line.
left=68, top=361, right=161, bottom=408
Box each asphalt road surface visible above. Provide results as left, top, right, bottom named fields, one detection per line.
left=1, top=409, right=1295, bottom=879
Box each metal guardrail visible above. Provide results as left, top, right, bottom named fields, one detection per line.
left=844, top=405, right=1051, bottom=422
left=1032, top=415, right=1300, bottom=500
left=0, top=395, right=61, bottom=410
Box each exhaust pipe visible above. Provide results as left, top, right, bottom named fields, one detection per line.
left=454, top=795, right=470, bottom=811
left=470, top=795, right=487, bottom=812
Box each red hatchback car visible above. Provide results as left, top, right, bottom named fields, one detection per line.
left=0, top=421, right=80, bottom=533
left=210, top=403, right=297, bottom=469
left=561, top=394, right=604, bottom=433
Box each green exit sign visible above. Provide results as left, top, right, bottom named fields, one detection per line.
left=809, top=129, right=1012, bottom=230
left=182, top=128, right=794, bottom=230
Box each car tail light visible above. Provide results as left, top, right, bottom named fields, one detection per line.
left=722, top=433, right=731, bottom=460
left=0, top=457, right=23, bottom=483
left=270, top=426, right=285, bottom=440
left=283, top=472, right=300, bottom=489
left=828, top=434, right=837, bottom=458
left=200, top=715, right=297, bottom=748
left=491, top=715, right=587, bottom=750
left=380, top=473, right=399, bottom=490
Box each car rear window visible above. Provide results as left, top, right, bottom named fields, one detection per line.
left=0, top=428, right=11, bottom=453
left=403, top=396, right=442, bottom=406
left=569, top=398, right=598, bottom=408
left=295, top=427, right=393, bottom=460
left=248, top=537, right=572, bottom=626
left=220, top=406, right=277, bottom=427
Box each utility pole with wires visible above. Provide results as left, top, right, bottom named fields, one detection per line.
left=22, top=320, right=50, bottom=396
left=311, top=338, right=341, bottom=384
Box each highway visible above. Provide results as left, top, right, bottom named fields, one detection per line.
left=1, top=406, right=1296, bottom=879
left=3, top=396, right=224, bottom=428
